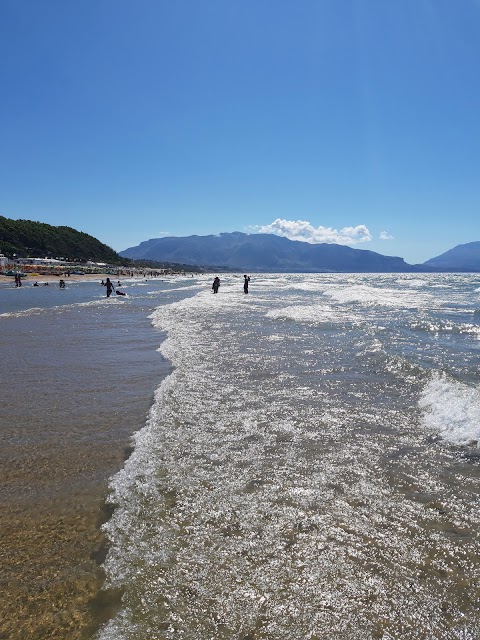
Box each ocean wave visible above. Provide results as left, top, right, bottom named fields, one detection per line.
left=98, top=276, right=480, bottom=639
left=159, top=284, right=205, bottom=292
left=322, top=285, right=433, bottom=308
left=287, top=281, right=331, bottom=292
left=266, top=304, right=359, bottom=326
left=0, top=297, right=123, bottom=318
left=394, top=278, right=428, bottom=288
left=410, top=319, right=480, bottom=337
left=0, top=306, right=47, bottom=318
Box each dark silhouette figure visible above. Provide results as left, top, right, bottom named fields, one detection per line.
left=59, top=279, right=66, bottom=289
left=105, top=278, right=115, bottom=297
left=212, top=277, right=220, bottom=294
left=243, top=275, right=250, bottom=294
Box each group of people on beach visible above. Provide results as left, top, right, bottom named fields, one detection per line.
left=212, top=274, right=250, bottom=294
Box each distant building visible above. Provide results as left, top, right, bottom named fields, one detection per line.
left=16, top=257, right=68, bottom=266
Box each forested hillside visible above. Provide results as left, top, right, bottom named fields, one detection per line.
left=0, top=216, right=124, bottom=264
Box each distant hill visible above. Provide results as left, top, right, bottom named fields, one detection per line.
left=121, top=231, right=415, bottom=272
left=0, top=216, right=125, bottom=264
left=423, top=241, right=480, bottom=270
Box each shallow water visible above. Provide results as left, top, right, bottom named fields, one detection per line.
left=0, top=277, right=202, bottom=482
left=0, top=275, right=208, bottom=638
left=95, top=273, right=480, bottom=640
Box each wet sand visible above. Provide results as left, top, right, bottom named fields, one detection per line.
left=0, top=287, right=171, bottom=639
left=1, top=444, right=124, bottom=640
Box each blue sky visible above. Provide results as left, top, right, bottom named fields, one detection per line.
left=1, top=0, right=479, bottom=264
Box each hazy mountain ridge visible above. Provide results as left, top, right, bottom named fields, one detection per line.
left=2, top=216, right=478, bottom=272
left=121, top=232, right=417, bottom=272
left=423, top=241, right=480, bottom=270
left=121, top=232, right=480, bottom=272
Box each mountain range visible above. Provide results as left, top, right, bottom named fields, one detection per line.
left=2, top=215, right=478, bottom=273
left=120, top=232, right=480, bottom=273
left=422, top=241, right=480, bottom=271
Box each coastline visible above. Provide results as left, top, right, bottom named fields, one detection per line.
left=0, top=272, right=131, bottom=285
left=0, top=279, right=172, bottom=639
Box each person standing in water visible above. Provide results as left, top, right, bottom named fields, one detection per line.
left=243, top=274, right=250, bottom=294
left=212, top=276, right=220, bottom=294
left=105, top=278, right=115, bottom=297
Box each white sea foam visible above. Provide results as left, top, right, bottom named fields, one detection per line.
left=323, top=284, right=433, bottom=308
left=419, top=374, right=480, bottom=445
left=288, top=281, right=332, bottom=293
left=0, top=297, right=123, bottom=318
left=251, top=276, right=292, bottom=288
left=410, top=317, right=480, bottom=337
left=394, top=278, right=428, bottom=287
left=0, top=306, right=47, bottom=318
left=266, top=304, right=358, bottom=325
left=97, top=276, right=480, bottom=639
left=159, top=284, right=205, bottom=292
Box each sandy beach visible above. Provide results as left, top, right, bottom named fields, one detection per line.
left=0, top=278, right=171, bottom=639
left=1, top=438, right=125, bottom=639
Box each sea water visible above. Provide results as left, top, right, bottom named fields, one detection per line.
left=0, top=275, right=199, bottom=503
left=95, top=273, right=480, bottom=640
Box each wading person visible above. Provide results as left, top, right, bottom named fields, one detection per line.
left=212, top=276, right=220, bottom=294
left=105, top=278, right=115, bottom=297
left=243, top=274, right=250, bottom=294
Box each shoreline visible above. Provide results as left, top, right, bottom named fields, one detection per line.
left=0, top=280, right=172, bottom=639
left=0, top=272, right=151, bottom=285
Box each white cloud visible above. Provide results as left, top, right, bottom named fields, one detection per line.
left=379, top=231, right=394, bottom=240
left=257, top=218, right=372, bottom=245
